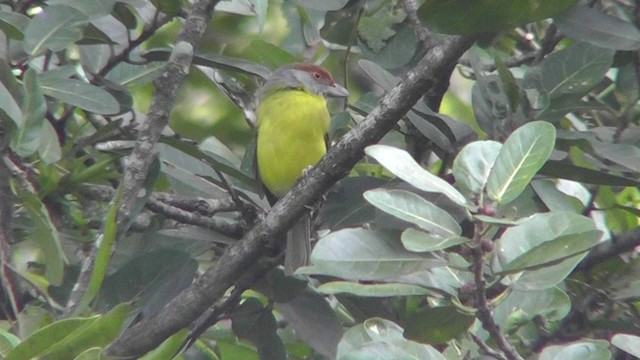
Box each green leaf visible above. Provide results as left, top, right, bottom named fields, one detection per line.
left=41, top=303, right=132, bottom=360
left=540, top=42, right=615, bottom=98
left=48, top=0, right=116, bottom=19
left=418, top=0, right=577, bottom=35
left=364, top=189, right=461, bottom=238
left=401, top=229, right=469, bottom=252
left=404, top=307, right=475, bottom=344
left=500, top=231, right=601, bottom=274
left=242, top=40, right=297, bottom=69
left=365, top=145, right=468, bottom=207
left=0, top=11, right=29, bottom=40
left=277, top=289, right=344, bottom=359
left=23, top=5, right=89, bottom=55
left=39, top=77, right=120, bottom=115
left=493, top=287, right=571, bottom=331
left=300, top=228, right=446, bottom=280
left=487, top=121, right=556, bottom=203
left=317, top=281, right=431, bottom=297
left=15, top=188, right=66, bottom=286
left=73, top=347, right=101, bottom=360
left=71, top=187, right=122, bottom=316
left=538, top=340, right=611, bottom=360
left=541, top=161, right=640, bottom=186
left=611, top=334, right=640, bottom=358
left=6, top=317, right=99, bottom=360
left=495, top=212, right=601, bottom=289
left=336, top=318, right=445, bottom=360
left=139, top=328, right=190, bottom=360
left=10, top=68, right=45, bottom=157
left=105, top=61, right=166, bottom=87
left=555, top=5, right=640, bottom=51
left=297, top=0, right=348, bottom=11
left=38, top=120, right=62, bottom=163
left=452, top=140, right=502, bottom=195
left=0, top=329, right=20, bottom=356
left=232, top=298, right=286, bottom=360
left=150, top=0, right=182, bottom=17
left=143, top=48, right=272, bottom=79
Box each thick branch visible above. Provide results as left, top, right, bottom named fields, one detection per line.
left=106, top=35, right=476, bottom=358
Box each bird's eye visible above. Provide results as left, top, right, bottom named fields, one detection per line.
left=313, top=72, right=321, bottom=79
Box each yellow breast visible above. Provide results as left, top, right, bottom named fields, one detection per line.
left=257, top=89, right=330, bottom=197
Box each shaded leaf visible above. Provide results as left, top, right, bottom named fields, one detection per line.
left=39, top=78, right=120, bottom=115
left=301, top=228, right=446, bottom=280
left=10, top=68, right=45, bottom=157
left=401, top=229, right=469, bottom=252
left=418, top=0, right=576, bottom=35
left=364, top=189, right=461, bottom=238
left=555, top=5, right=640, bottom=51
left=317, top=281, right=431, bottom=297
left=0, top=11, right=29, bottom=40
left=452, top=140, right=502, bottom=195
left=337, top=318, right=445, bottom=360
left=538, top=340, right=611, bottom=360
left=404, top=307, right=475, bottom=344
left=611, top=334, right=640, bottom=358
left=23, top=5, right=89, bottom=55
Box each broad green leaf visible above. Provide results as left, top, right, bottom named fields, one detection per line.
left=143, top=48, right=272, bottom=79
left=48, top=0, right=117, bottom=19
left=10, top=68, right=45, bottom=157
left=611, top=334, right=640, bottom=358
left=232, top=298, right=286, bottom=360
left=217, top=339, right=259, bottom=360
left=364, top=189, right=461, bottom=238
left=555, top=5, right=640, bottom=51
left=317, top=281, right=431, bottom=297
left=16, top=188, right=66, bottom=285
left=541, top=161, right=640, bottom=187
left=37, top=120, right=62, bottom=163
left=242, top=40, right=297, bottom=69
left=418, top=0, right=576, bottom=35
left=277, top=289, right=343, bottom=359
left=73, top=347, right=101, bottom=360
left=0, top=80, right=22, bottom=128
left=105, top=61, right=166, bottom=87
left=486, top=121, right=556, bottom=203
left=495, top=212, right=601, bottom=289
left=41, top=303, right=132, bottom=360
left=401, top=229, right=469, bottom=252
left=71, top=187, right=122, bottom=316
left=297, top=0, right=349, bottom=11
left=6, top=317, right=99, bottom=360
left=23, top=5, right=89, bottom=55
left=0, top=11, right=29, bottom=39
left=0, top=329, right=20, bottom=356
left=452, top=140, right=502, bottom=195
left=39, top=77, right=120, bottom=115
left=540, top=42, right=615, bottom=98
left=139, top=328, right=190, bottom=360
left=300, top=228, right=446, bottom=280
left=493, top=287, right=571, bottom=331
left=500, top=231, right=601, bottom=274
left=365, top=145, right=468, bottom=207
left=404, top=307, right=475, bottom=344
left=337, top=318, right=445, bottom=360
left=531, top=179, right=582, bottom=213
left=538, top=340, right=611, bottom=360
left=150, top=0, right=181, bottom=17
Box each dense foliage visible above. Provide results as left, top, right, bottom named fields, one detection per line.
left=0, top=0, right=640, bottom=359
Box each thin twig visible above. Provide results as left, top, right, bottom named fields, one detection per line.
left=470, top=332, right=507, bottom=360
left=472, top=223, right=524, bottom=360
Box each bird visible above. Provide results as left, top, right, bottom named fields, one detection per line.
left=256, top=63, right=349, bottom=275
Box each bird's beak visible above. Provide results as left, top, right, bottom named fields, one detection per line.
left=326, top=83, right=350, bottom=98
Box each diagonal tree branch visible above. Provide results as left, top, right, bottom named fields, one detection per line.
left=106, top=34, right=476, bottom=358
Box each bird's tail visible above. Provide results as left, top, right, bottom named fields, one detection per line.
left=284, top=213, right=311, bottom=276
